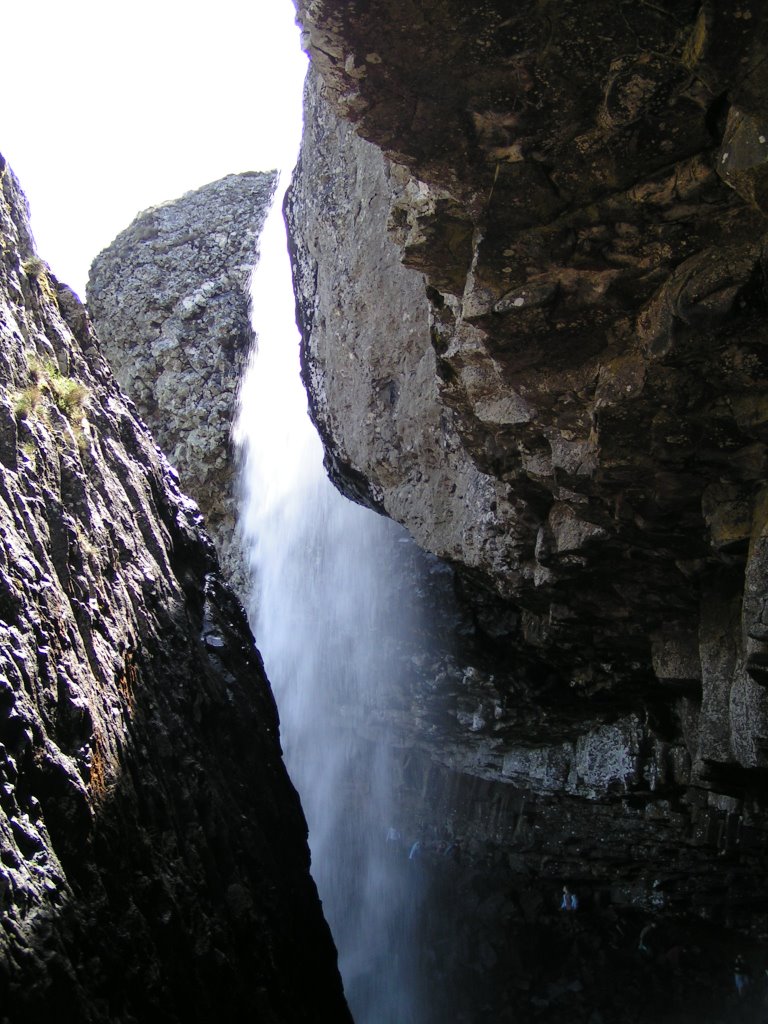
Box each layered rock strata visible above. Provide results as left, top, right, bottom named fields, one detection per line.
left=290, top=0, right=768, bottom=748
left=88, top=172, right=277, bottom=599
left=285, top=2, right=768, bottom=1019
left=0, top=154, right=349, bottom=1023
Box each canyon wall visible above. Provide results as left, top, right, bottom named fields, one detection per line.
left=0, top=154, right=350, bottom=1023
left=71, top=2, right=768, bottom=1016
left=284, top=2, right=768, bottom=1020
left=290, top=0, right=768, bottom=749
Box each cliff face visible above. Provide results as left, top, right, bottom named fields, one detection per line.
left=286, top=2, right=768, bottom=1019
left=88, top=172, right=276, bottom=599
left=290, top=0, right=768, bottom=749
left=0, top=155, right=349, bottom=1023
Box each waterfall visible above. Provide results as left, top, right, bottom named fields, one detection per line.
left=237, top=176, right=431, bottom=1023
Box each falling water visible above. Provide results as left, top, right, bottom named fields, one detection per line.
left=237, top=176, right=431, bottom=1023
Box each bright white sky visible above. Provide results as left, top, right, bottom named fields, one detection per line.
left=1, top=0, right=307, bottom=298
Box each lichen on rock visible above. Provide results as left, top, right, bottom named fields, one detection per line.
left=88, top=171, right=277, bottom=601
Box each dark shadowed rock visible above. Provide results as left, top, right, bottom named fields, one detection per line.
left=0, top=154, right=350, bottom=1023
left=289, top=0, right=768, bottom=729
left=284, top=3, right=768, bottom=1019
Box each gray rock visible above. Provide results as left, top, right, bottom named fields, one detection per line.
left=289, top=2, right=768, bottom=751
left=88, top=171, right=277, bottom=601
left=281, top=4, right=768, bottom=1019
left=286, top=70, right=512, bottom=591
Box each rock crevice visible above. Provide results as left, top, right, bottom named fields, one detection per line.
left=0, top=153, right=349, bottom=1023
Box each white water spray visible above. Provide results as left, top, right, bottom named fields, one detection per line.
left=237, top=174, right=430, bottom=1022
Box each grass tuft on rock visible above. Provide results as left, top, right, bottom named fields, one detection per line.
left=13, top=357, right=89, bottom=431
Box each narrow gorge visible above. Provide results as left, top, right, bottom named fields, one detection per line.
left=1, top=1, right=768, bottom=1023
left=0, top=158, right=349, bottom=1021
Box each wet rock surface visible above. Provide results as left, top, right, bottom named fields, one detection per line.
left=286, top=2, right=768, bottom=1019
left=0, top=155, right=350, bottom=1023
left=315, top=522, right=768, bottom=1023
left=395, top=839, right=768, bottom=1024
left=88, top=171, right=277, bottom=600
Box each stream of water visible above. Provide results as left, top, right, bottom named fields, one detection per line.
left=237, top=176, right=429, bottom=1024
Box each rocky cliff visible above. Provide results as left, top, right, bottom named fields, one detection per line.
left=88, top=172, right=276, bottom=599
left=0, top=154, right=350, bottom=1023
left=290, top=0, right=768, bottom=752
left=285, top=2, right=768, bottom=1020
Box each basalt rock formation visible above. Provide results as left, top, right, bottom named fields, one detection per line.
left=285, top=1, right=768, bottom=1020
left=0, top=155, right=350, bottom=1023
left=88, top=172, right=277, bottom=599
